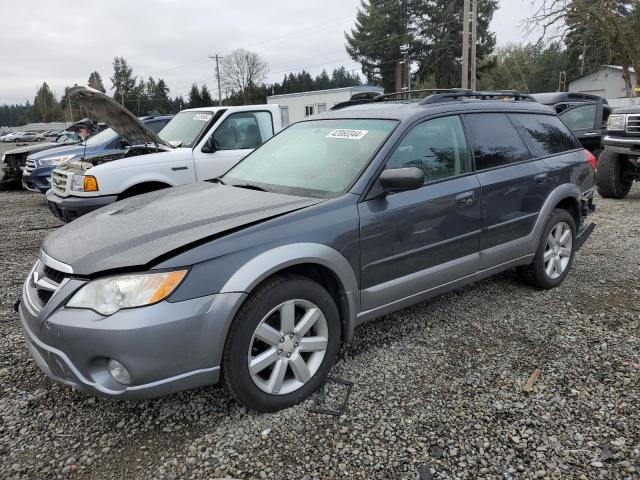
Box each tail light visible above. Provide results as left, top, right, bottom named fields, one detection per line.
left=584, top=149, right=597, bottom=171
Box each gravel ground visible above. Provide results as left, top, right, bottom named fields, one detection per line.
left=0, top=185, right=638, bottom=480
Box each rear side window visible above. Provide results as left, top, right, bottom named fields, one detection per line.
left=510, top=113, right=581, bottom=156
left=559, top=104, right=596, bottom=130
left=464, top=113, right=531, bottom=170
left=386, top=115, right=471, bottom=183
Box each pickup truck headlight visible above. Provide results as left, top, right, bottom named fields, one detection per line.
left=71, top=174, right=99, bottom=192
left=39, top=154, right=75, bottom=167
left=607, top=115, right=626, bottom=131
left=67, top=270, right=188, bottom=316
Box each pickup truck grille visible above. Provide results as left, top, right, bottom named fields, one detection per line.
left=24, top=159, right=36, bottom=173
left=627, top=114, right=640, bottom=135
left=51, top=170, right=70, bottom=197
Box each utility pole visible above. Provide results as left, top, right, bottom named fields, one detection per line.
left=470, top=0, right=477, bottom=91
left=461, top=0, right=470, bottom=89
left=209, top=55, right=223, bottom=106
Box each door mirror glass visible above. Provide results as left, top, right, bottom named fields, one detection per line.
left=379, top=167, right=424, bottom=192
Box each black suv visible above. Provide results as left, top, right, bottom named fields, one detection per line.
left=596, top=105, right=640, bottom=198
left=19, top=90, right=596, bottom=411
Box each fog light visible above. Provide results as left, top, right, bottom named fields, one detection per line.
left=107, top=359, right=131, bottom=385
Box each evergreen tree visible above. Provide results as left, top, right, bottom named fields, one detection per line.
left=110, top=56, right=137, bottom=107
left=154, top=79, right=171, bottom=113
left=187, top=83, right=203, bottom=108
left=413, top=0, right=498, bottom=88
left=346, top=0, right=409, bottom=92
left=33, top=82, right=62, bottom=122
left=87, top=71, right=106, bottom=93
left=200, top=85, right=214, bottom=106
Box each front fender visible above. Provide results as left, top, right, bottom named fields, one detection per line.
left=220, top=243, right=360, bottom=341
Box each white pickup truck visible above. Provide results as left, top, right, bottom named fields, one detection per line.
left=46, top=86, right=282, bottom=222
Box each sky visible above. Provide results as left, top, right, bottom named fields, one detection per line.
left=0, top=0, right=536, bottom=105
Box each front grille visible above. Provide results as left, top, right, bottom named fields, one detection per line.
left=43, top=265, right=66, bottom=284
left=25, top=159, right=36, bottom=173
left=627, top=114, right=640, bottom=135
left=37, top=289, right=54, bottom=304
left=51, top=170, right=70, bottom=196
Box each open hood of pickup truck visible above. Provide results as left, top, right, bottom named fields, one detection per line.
left=69, top=86, right=173, bottom=149
left=42, top=183, right=323, bottom=275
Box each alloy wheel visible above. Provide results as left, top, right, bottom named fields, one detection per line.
left=248, top=299, right=329, bottom=395
left=544, top=221, right=572, bottom=279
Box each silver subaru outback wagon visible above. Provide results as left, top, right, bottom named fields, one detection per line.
left=19, top=90, right=596, bottom=411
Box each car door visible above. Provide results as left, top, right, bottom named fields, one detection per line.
left=463, top=113, right=553, bottom=268
left=358, top=115, right=482, bottom=311
left=558, top=103, right=601, bottom=152
left=192, top=110, right=275, bottom=180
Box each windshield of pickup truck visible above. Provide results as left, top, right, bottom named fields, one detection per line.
left=224, top=119, right=397, bottom=197
left=158, top=111, right=215, bottom=148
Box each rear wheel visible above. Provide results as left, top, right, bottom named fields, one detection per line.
left=596, top=150, right=632, bottom=199
left=223, top=275, right=340, bottom=412
left=519, top=208, right=576, bottom=289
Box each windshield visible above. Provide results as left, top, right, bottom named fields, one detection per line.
left=84, top=128, right=119, bottom=147
left=158, top=110, right=215, bottom=147
left=55, top=132, right=81, bottom=144
left=224, top=119, right=397, bottom=197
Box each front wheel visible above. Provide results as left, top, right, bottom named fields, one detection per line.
left=519, top=208, right=576, bottom=289
left=223, top=275, right=341, bottom=412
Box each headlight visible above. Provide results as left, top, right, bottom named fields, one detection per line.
left=67, top=270, right=188, bottom=316
left=71, top=174, right=99, bottom=192
left=40, top=154, right=75, bottom=167
left=607, top=115, right=626, bottom=131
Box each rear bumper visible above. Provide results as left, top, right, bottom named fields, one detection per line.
left=46, top=190, right=118, bottom=222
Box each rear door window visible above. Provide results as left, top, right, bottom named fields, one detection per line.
left=464, top=113, right=532, bottom=170
left=510, top=113, right=581, bottom=156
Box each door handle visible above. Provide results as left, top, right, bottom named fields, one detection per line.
left=455, top=191, right=475, bottom=207
left=534, top=173, right=548, bottom=185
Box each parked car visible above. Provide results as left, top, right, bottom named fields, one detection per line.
left=2, top=132, right=23, bottom=142
left=19, top=90, right=596, bottom=411
left=46, top=86, right=282, bottom=222
left=12, top=131, right=45, bottom=142
left=22, top=115, right=173, bottom=193
left=595, top=104, right=640, bottom=198
left=531, top=92, right=612, bottom=155
left=1, top=132, right=82, bottom=188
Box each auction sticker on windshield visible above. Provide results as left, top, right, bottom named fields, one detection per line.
left=193, top=113, right=212, bottom=121
left=326, top=129, right=368, bottom=140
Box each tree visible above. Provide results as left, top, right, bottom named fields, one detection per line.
left=345, top=0, right=409, bottom=92
left=110, top=56, right=137, bottom=107
left=187, top=83, right=203, bottom=108
left=529, top=0, right=640, bottom=96
left=33, top=82, right=62, bottom=122
left=413, top=0, right=498, bottom=89
left=200, top=85, right=214, bottom=106
left=220, top=49, right=268, bottom=103
left=87, top=71, right=106, bottom=93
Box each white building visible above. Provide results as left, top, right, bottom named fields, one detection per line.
left=267, top=85, right=384, bottom=126
left=569, top=65, right=638, bottom=106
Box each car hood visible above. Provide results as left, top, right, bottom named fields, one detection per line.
left=28, top=144, right=101, bottom=162
left=42, top=183, right=323, bottom=275
left=4, top=142, right=60, bottom=156
left=613, top=105, right=640, bottom=115
left=69, top=86, right=172, bottom=149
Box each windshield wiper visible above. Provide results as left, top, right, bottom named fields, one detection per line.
left=207, top=177, right=226, bottom=185
left=232, top=183, right=268, bottom=192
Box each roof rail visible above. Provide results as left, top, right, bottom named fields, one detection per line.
left=330, top=88, right=469, bottom=111
left=420, top=90, right=535, bottom=104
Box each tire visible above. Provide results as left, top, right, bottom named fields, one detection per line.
left=519, top=208, right=576, bottom=289
left=596, top=150, right=632, bottom=199
left=223, top=274, right=341, bottom=412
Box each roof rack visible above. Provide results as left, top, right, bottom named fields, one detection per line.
left=420, top=90, right=535, bottom=104
left=330, top=88, right=468, bottom=111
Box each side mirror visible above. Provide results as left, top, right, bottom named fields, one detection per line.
left=379, top=167, right=424, bottom=193
left=201, top=135, right=217, bottom=153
